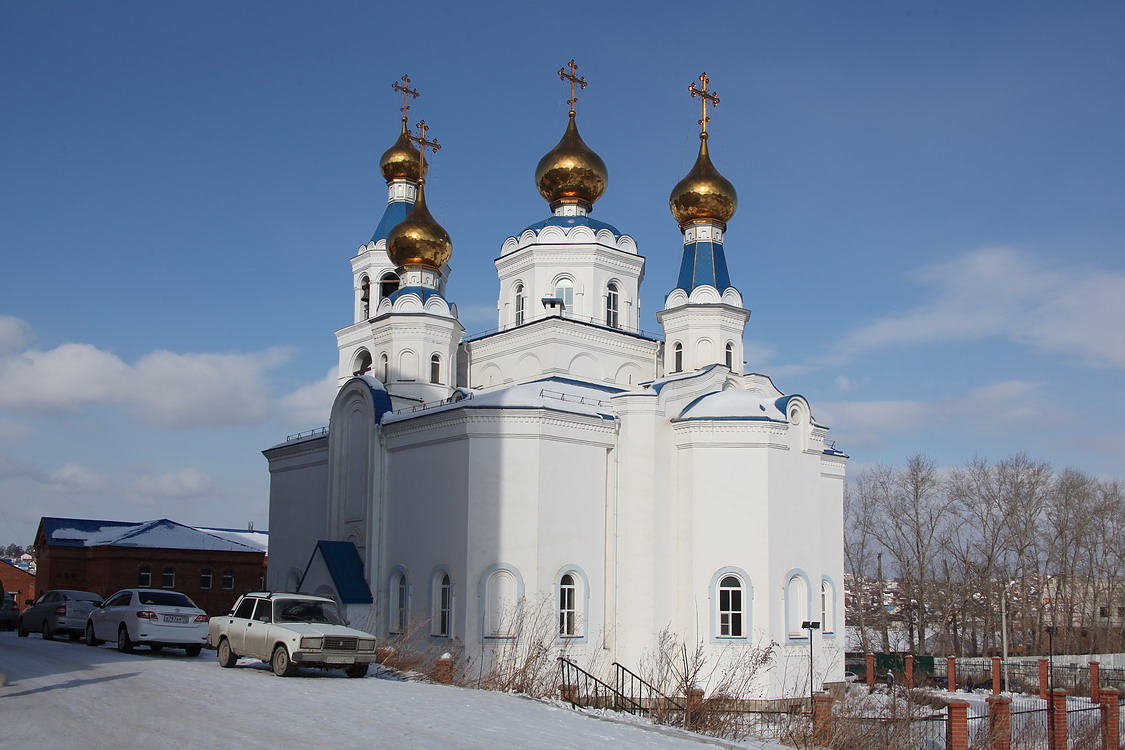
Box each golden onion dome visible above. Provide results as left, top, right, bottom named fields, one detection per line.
left=386, top=182, right=452, bottom=269
left=535, top=112, right=608, bottom=207
left=379, top=118, right=422, bottom=183
left=669, top=134, right=737, bottom=226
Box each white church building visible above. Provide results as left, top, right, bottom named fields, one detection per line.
left=264, top=72, right=848, bottom=698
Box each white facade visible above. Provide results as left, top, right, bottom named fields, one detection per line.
left=266, top=111, right=848, bottom=699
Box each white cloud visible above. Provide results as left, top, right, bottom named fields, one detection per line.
left=48, top=462, right=110, bottom=493
left=0, top=315, right=33, bottom=354
left=831, top=246, right=1125, bottom=368
left=0, top=317, right=293, bottom=427
left=129, top=467, right=215, bottom=500
left=279, top=368, right=337, bottom=428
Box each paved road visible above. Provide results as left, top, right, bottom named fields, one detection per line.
left=0, top=630, right=765, bottom=749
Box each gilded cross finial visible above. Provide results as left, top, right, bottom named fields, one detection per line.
left=392, top=74, right=420, bottom=119
left=408, top=119, right=441, bottom=184
left=557, top=59, right=587, bottom=115
left=688, top=72, right=720, bottom=135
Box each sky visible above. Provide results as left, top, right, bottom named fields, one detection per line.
left=2, top=1, right=1124, bottom=545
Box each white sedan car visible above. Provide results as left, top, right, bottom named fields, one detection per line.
left=86, top=588, right=209, bottom=656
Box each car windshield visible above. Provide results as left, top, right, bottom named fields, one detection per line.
left=137, top=592, right=196, bottom=608
left=274, top=599, right=345, bottom=625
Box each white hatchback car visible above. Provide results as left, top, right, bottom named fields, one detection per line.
left=86, top=588, right=209, bottom=656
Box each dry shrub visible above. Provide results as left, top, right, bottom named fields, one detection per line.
left=472, top=594, right=581, bottom=696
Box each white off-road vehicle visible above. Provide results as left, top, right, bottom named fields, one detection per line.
left=208, top=592, right=378, bottom=677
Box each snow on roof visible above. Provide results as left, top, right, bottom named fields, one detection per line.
left=382, top=377, right=619, bottom=424
left=676, top=390, right=789, bottom=422
left=42, top=517, right=263, bottom=553
left=195, top=527, right=269, bottom=554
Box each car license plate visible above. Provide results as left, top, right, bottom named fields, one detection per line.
left=164, top=615, right=189, bottom=624
left=325, top=655, right=353, bottom=664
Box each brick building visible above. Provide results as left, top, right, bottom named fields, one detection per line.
left=1, top=559, right=36, bottom=606
left=35, top=517, right=267, bottom=616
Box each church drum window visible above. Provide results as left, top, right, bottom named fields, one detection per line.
left=725, top=342, right=734, bottom=369
left=785, top=572, right=810, bottom=639
left=821, top=579, right=836, bottom=635
left=200, top=568, right=213, bottom=590
left=554, top=279, right=574, bottom=315
left=162, top=567, right=175, bottom=589
left=484, top=568, right=517, bottom=639
left=222, top=569, right=235, bottom=590
left=138, top=566, right=152, bottom=588
left=717, top=575, right=744, bottom=638
left=559, top=574, right=577, bottom=637
left=606, top=283, right=620, bottom=329
left=434, top=573, right=451, bottom=637
left=380, top=353, right=389, bottom=382
left=430, top=353, right=442, bottom=384
left=673, top=342, right=683, bottom=373
left=514, top=283, right=526, bottom=326
left=390, top=570, right=408, bottom=634
left=353, top=349, right=372, bottom=377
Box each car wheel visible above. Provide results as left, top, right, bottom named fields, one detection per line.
left=85, top=623, right=102, bottom=647
left=184, top=644, right=202, bottom=657
left=42, top=620, right=54, bottom=641
left=271, top=645, right=297, bottom=677
left=345, top=663, right=369, bottom=679
left=17, top=618, right=28, bottom=637
left=117, top=626, right=134, bottom=653
left=216, top=638, right=237, bottom=668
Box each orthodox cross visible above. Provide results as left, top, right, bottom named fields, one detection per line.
left=408, top=120, right=441, bottom=183
left=392, top=75, right=420, bottom=118
left=688, top=72, right=720, bottom=134
left=557, top=59, right=587, bottom=114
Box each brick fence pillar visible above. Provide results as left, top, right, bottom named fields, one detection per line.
left=948, top=655, right=957, bottom=693
left=1088, top=660, right=1100, bottom=704
left=1048, top=689, right=1069, bottom=749
left=812, top=692, right=834, bottom=745
left=1099, top=688, right=1120, bottom=750
left=866, top=653, right=875, bottom=687
left=905, top=654, right=915, bottom=689
left=1038, top=658, right=1049, bottom=700
left=559, top=683, right=578, bottom=705
left=985, top=695, right=1011, bottom=750
left=684, top=687, right=704, bottom=729
left=946, top=700, right=969, bottom=750
left=433, top=655, right=453, bottom=685
left=992, top=656, right=1002, bottom=695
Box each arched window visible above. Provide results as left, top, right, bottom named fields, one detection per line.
left=514, top=283, right=526, bottom=326
left=821, top=578, right=836, bottom=635
left=353, top=349, right=372, bottom=376
left=380, top=353, right=389, bottom=382
left=554, top=279, right=574, bottom=314
left=359, top=275, right=371, bottom=319
left=725, top=342, right=734, bottom=370
left=379, top=271, right=400, bottom=300
left=785, top=571, right=810, bottom=639
left=433, top=572, right=452, bottom=637
left=138, top=566, right=151, bottom=588
left=606, top=283, right=620, bottom=329
left=162, top=567, right=175, bottom=589
left=389, top=569, right=409, bottom=634
left=430, top=353, right=442, bottom=384
left=222, top=569, right=235, bottom=590
left=673, top=342, right=683, bottom=373
left=200, top=568, right=213, bottom=590
left=399, top=350, right=417, bottom=381
left=718, top=575, right=745, bottom=637
left=559, top=574, right=577, bottom=637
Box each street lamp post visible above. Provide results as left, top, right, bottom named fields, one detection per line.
left=802, top=620, right=821, bottom=712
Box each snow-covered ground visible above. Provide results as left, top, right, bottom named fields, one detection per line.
left=0, top=631, right=790, bottom=749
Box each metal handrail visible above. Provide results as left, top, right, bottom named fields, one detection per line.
left=392, top=391, right=474, bottom=415
left=538, top=389, right=610, bottom=408
left=286, top=426, right=328, bottom=442
left=465, top=313, right=662, bottom=342
left=557, top=657, right=646, bottom=715
left=612, top=661, right=686, bottom=723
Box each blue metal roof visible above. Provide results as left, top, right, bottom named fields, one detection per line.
left=521, top=214, right=622, bottom=238
left=371, top=199, right=413, bottom=244
left=311, top=541, right=373, bottom=604
left=675, top=239, right=732, bottom=293
left=387, top=285, right=444, bottom=304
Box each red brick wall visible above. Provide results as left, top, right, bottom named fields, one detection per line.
left=37, top=542, right=266, bottom=616
left=0, top=561, right=36, bottom=606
